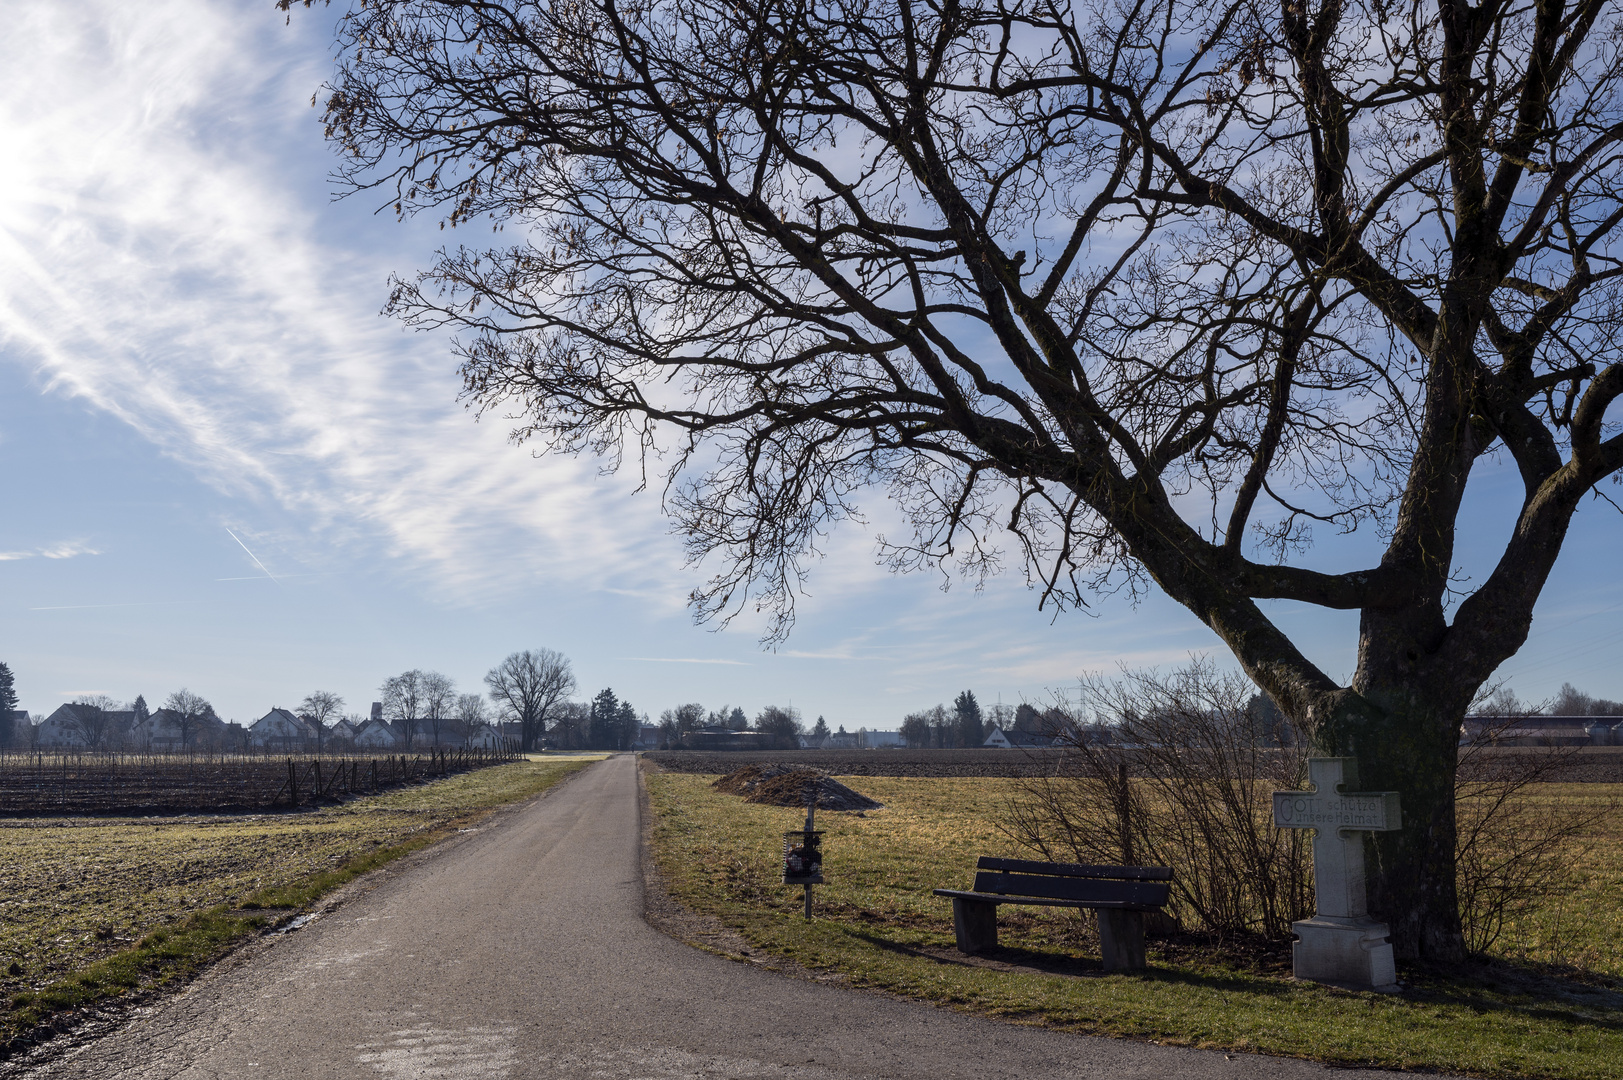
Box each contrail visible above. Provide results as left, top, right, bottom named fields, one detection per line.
left=225, top=528, right=278, bottom=584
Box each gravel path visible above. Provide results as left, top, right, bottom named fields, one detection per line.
left=19, top=754, right=1454, bottom=1079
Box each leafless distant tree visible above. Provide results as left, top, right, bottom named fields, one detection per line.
left=549, top=701, right=591, bottom=750
left=299, top=690, right=345, bottom=752
left=163, top=689, right=215, bottom=751
left=485, top=650, right=576, bottom=751
left=299, top=690, right=345, bottom=727
left=293, top=0, right=1623, bottom=959
left=380, top=670, right=427, bottom=746
left=1550, top=682, right=1623, bottom=716
left=456, top=693, right=490, bottom=735
left=753, top=705, right=803, bottom=749
left=67, top=695, right=120, bottom=750
left=421, top=671, right=457, bottom=746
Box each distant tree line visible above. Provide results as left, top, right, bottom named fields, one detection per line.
left=1475, top=682, right=1623, bottom=718
left=655, top=702, right=801, bottom=749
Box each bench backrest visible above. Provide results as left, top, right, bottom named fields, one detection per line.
left=973, top=856, right=1172, bottom=907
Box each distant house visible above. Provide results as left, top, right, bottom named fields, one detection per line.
left=249, top=708, right=314, bottom=751
left=856, top=729, right=905, bottom=749
left=465, top=723, right=504, bottom=750
left=130, top=708, right=210, bottom=751
left=823, top=730, right=860, bottom=750
left=633, top=724, right=663, bottom=750
left=353, top=718, right=404, bottom=749
left=678, top=730, right=782, bottom=751
left=984, top=726, right=1059, bottom=749
left=1462, top=715, right=1622, bottom=746
left=35, top=706, right=92, bottom=749
left=36, top=704, right=136, bottom=749
left=330, top=719, right=359, bottom=743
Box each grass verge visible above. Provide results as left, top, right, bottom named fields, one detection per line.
left=645, top=771, right=1623, bottom=1080
left=1, top=754, right=602, bottom=1050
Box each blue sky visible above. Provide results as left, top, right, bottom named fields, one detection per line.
left=1, top=0, right=1618, bottom=727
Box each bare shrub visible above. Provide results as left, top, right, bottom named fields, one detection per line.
left=1003, top=669, right=1612, bottom=960
left=1454, top=716, right=1609, bottom=958
left=999, top=660, right=1312, bottom=941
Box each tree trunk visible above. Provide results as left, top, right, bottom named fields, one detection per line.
left=1313, top=667, right=1469, bottom=961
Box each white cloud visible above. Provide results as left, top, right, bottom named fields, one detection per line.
left=40, top=541, right=101, bottom=559
left=0, top=541, right=100, bottom=561
left=0, top=0, right=683, bottom=602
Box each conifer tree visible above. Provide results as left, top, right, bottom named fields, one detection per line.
left=0, top=662, right=17, bottom=747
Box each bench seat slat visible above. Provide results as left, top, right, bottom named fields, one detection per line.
left=976, top=856, right=1173, bottom=882
left=932, top=889, right=1162, bottom=911
left=972, top=871, right=1171, bottom=907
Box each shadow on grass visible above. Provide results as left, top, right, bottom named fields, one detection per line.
left=1401, top=958, right=1623, bottom=1030
left=838, top=922, right=1623, bottom=1036
left=836, top=925, right=1298, bottom=997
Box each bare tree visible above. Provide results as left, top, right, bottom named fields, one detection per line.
left=380, top=670, right=426, bottom=747
left=299, top=690, right=345, bottom=727
left=456, top=692, right=490, bottom=737
left=69, top=694, right=121, bottom=750
left=549, top=700, right=590, bottom=750
left=753, top=705, right=803, bottom=749
left=163, top=689, right=215, bottom=751
left=484, top=650, right=576, bottom=751
left=299, top=690, right=345, bottom=752
left=294, top=0, right=1623, bottom=958
left=420, top=671, right=457, bottom=746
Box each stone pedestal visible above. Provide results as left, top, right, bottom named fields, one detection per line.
left=1273, top=758, right=1402, bottom=991
left=1290, top=916, right=1397, bottom=990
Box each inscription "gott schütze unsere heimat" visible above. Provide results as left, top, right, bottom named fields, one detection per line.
left=1272, top=793, right=1396, bottom=831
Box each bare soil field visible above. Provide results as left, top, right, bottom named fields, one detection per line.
left=647, top=744, right=1623, bottom=780
left=0, top=749, right=517, bottom=816
left=645, top=748, right=1070, bottom=777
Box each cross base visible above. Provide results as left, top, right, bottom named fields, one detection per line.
left=1291, top=916, right=1398, bottom=991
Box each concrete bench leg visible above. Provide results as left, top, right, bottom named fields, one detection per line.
left=1097, top=909, right=1146, bottom=972
left=952, top=897, right=999, bottom=954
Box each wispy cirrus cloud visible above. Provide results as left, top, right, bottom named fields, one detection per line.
left=0, top=0, right=683, bottom=603
left=0, top=541, right=100, bottom=561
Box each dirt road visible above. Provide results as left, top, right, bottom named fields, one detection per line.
left=23, top=754, right=1442, bottom=1079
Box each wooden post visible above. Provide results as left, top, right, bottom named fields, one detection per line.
left=803, top=801, right=816, bottom=920
left=951, top=897, right=999, bottom=953
left=287, top=758, right=298, bottom=807
left=1097, top=909, right=1147, bottom=972
left=1118, top=760, right=1134, bottom=865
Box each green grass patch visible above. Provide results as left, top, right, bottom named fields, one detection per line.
left=0, top=755, right=601, bottom=1048
left=645, top=772, right=1623, bottom=1080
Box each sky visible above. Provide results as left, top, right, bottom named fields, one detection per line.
left=1, top=0, right=1619, bottom=728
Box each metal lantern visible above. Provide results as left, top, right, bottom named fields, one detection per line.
left=783, top=801, right=823, bottom=918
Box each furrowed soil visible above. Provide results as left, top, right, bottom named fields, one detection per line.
left=649, top=745, right=1623, bottom=780
left=648, top=748, right=1072, bottom=777
left=645, top=769, right=1623, bottom=1080
left=0, top=754, right=602, bottom=1051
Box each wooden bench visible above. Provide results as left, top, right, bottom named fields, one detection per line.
left=933, top=856, right=1173, bottom=971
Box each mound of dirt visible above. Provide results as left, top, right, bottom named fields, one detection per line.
left=711, top=764, right=883, bottom=812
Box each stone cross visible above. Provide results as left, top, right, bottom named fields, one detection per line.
left=1273, top=757, right=1402, bottom=989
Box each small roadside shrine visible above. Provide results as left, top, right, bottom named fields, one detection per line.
left=1273, top=757, right=1403, bottom=990
left=782, top=800, right=824, bottom=919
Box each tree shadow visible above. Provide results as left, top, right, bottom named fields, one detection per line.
left=840, top=926, right=1623, bottom=1028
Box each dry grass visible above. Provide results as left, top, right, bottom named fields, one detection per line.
left=646, top=771, right=1623, bottom=1080
left=0, top=754, right=602, bottom=1048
